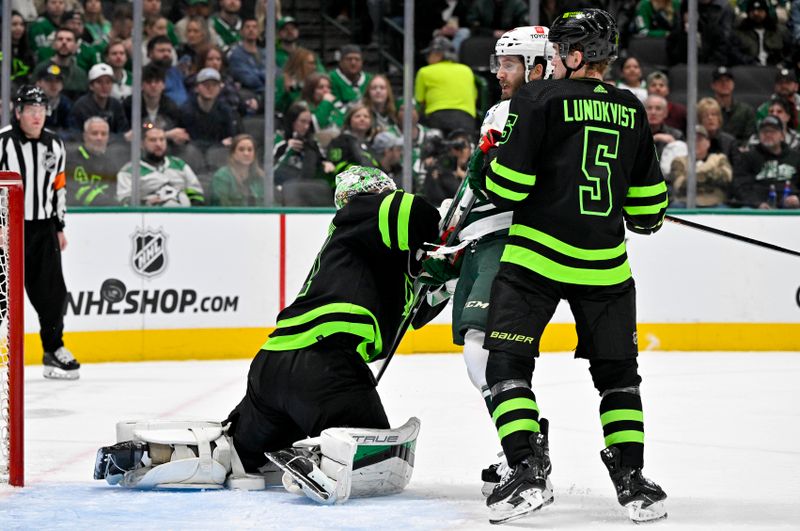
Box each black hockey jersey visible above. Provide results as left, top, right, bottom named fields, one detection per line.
left=262, top=189, right=440, bottom=362
left=483, top=79, right=668, bottom=286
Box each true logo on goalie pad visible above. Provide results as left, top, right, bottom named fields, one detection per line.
left=131, top=228, right=168, bottom=277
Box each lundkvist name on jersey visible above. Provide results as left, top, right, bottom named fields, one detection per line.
left=563, top=99, right=638, bottom=129
left=66, top=280, right=239, bottom=316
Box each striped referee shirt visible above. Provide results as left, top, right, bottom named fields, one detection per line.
left=0, top=123, right=67, bottom=228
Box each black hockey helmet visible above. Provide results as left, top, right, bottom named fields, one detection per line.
left=549, top=9, right=619, bottom=65
left=14, top=85, right=47, bottom=108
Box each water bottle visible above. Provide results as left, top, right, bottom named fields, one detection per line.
left=783, top=180, right=792, bottom=207
left=767, top=184, right=777, bottom=208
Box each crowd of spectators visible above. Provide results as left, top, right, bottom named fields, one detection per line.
left=1, top=0, right=798, bottom=209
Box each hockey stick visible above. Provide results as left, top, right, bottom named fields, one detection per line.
left=376, top=190, right=478, bottom=383
left=665, top=214, right=800, bottom=258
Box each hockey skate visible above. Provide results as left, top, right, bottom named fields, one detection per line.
left=266, top=448, right=340, bottom=504
left=482, top=418, right=551, bottom=498
left=601, top=446, right=667, bottom=523
left=43, top=347, right=80, bottom=380
left=486, top=431, right=554, bottom=525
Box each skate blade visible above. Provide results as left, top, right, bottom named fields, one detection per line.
left=43, top=366, right=80, bottom=380
left=488, top=487, right=552, bottom=525
left=627, top=500, right=667, bottom=523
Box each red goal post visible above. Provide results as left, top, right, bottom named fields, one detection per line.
left=0, top=172, right=24, bottom=487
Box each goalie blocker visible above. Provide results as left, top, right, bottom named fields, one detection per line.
left=94, top=418, right=420, bottom=503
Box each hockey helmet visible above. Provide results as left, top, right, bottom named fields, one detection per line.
left=548, top=9, right=619, bottom=66
left=334, top=166, right=397, bottom=209
left=14, top=85, right=47, bottom=108
left=490, top=26, right=555, bottom=81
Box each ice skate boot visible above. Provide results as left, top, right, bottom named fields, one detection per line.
left=601, top=446, right=667, bottom=523
left=43, top=346, right=80, bottom=380
left=486, top=431, right=554, bottom=525
left=482, top=418, right=551, bottom=498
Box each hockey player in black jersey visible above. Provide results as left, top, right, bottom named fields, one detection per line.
left=226, top=166, right=440, bottom=470
left=470, top=9, right=668, bottom=525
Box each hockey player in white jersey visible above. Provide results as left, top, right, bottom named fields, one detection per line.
left=426, top=26, right=555, bottom=496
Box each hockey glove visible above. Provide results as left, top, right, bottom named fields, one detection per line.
left=625, top=219, right=663, bottom=235
left=478, top=128, right=503, bottom=154
left=466, top=149, right=488, bottom=201
left=418, top=256, right=461, bottom=286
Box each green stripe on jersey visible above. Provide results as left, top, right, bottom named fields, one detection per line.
left=397, top=192, right=413, bottom=251
left=627, top=181, right=667, bottom=198
left=509, top=225, right=627, bottom=261
left=489, top=159, right=536, bottom=185
left=378, top=194, right=394, bottom=248
left=623, top=198, right=669, bottom=215
left=501, top=244, right=632, bottom=285
left=486, top=176, right=529, bottom=202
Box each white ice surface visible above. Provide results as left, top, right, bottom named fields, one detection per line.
left=1, top=352, right=799, bottom=530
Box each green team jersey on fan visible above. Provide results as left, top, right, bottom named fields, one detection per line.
left=263, top=190, right=440, bottom=362
left=484, top=79, right=667, bottom=286
left=456, top=100, right=513, bottom=243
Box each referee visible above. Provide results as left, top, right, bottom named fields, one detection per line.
left=0, top=86, right=80, bottom=380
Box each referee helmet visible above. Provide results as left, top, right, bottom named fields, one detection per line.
left=14, top=85, right=47, bottom=108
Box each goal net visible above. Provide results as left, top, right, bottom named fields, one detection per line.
left=0, top=172, right=24, bottom=487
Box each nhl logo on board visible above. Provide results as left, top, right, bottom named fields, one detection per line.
left=131, top=228, right=168, bottom=277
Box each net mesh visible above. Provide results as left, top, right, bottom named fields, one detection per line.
left=0, top=187, right=10, bottom=482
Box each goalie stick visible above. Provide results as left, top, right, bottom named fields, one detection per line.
left=376, top=185, right=478, bottom=383
left=665, top=214, right=800, bottom=258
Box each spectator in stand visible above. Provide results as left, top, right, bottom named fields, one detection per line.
left=82, top=0, right=111, bottom=45
left=273, top=103, right=335, bottom=187
left=28, top=0, right=67, bottom=59
left=175, top=0, right=213, bottom=43
left=415, top=36, right=477, bottom=136
left=32, top=28, right=88, bottom=101
left=144, top=0, right=180, bottom=47
left=669, top=125, right=733, bottom=207
left=616, top=56, right=648, bottom=104
left=792, top=0, right=800, bottom=45
left=734, top=0, right=791, bottom=66
left=370, top=131, right=404, bottom=186
left=646, top=94, right=684, bottom=157
left=186, top=46, right=259, bottom=115
left=5, top=11, right=35, bottom=86
left=732, top=116, right=800, bottom=208
left=417, top=0, right=472, bottom=55
left=397, top=101, right=442, bottom=191
left=276, top=47, right=320, bottom=113
left=48, top=10, right=103, bottom=71
left=228, top=18, right=266, bottom=94
left=210, top=0, right=242, bottom=52
left=634, top=0, right=681, bottom=37
left=327, top=103, right=381, bottom=174
left=276, top=15, right=299, bottom=69
left=698, top=97, right=739, bottom=164
left=36, top=64, right=72, bottom=133
left=66, top=117, right=120, bottom=206
left=466, top=0, right=529, bottom=39
left=147, top=36, right=188, bottom=106
left=668, top=0, right=737, bottom=65
left=301, top=72, right=345, bottom=136
left=748, top=97, right=800, bottom=148
left=123, top=63, right=187, bottom=146
left=363, top=74, right=399, bottom=135
left=710, top=66, right=756, bottom=143
left=117, top=125, right=205, bottom=206
left=68, top=63, right=130, bottom=135
left=329, top=44, right=372, bottom=107
left=105, top=40, right=132, bottom=100
left=211, top=134, right=265, bottom=206
left=108, top=4, right=134, bottom=58
left=143, top=16, right=171, bottom=65
left=177, top=16, right=212, bottom=79
left=179, top=68, right=238, bottom=148
left=646, top=71, right=687, bottom=133
left=756, top=67, right=800, bottom=130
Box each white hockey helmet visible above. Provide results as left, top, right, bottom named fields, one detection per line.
left=490, top=26, right=555, bottom=81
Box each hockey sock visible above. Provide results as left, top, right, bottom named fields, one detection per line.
left=463, top=329, right=492, bottom=415
left=599, top=388, right=644, bottom=468
left=490, top=380, right=540, bottom=465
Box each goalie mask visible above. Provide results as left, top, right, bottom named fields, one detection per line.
left=490, top=26, right=555, bottom=81
left=334, top=166, right=397, bottom=210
